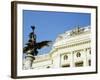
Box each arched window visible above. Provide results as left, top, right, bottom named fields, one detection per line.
left=76, top=52, right=81, bottom=57
left=89, top=50, right=91, bottom=54
left=64, top=55, right=68, bottom=60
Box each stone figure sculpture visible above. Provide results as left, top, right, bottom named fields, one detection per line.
left=23, top=26, right=52, bottom=57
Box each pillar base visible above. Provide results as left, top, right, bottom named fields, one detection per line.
left=23, top=54, right=35, bottom=70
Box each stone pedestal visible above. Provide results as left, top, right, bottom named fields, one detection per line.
left=24, top=54, right=35, bottom=70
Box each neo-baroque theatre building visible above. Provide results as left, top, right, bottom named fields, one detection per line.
left=23, top=26, right=91, bottom=69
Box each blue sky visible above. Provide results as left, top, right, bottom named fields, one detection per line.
left=23, top=10, right=91, bottom=55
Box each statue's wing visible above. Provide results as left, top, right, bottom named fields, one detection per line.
left=36, top=41, right=52, bottom=49
left=23, top=46, right=28, bottom=53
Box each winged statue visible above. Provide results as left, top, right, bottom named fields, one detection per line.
left=23, top=26, right=52, bottom=56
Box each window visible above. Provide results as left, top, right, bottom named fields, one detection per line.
left=88, top=60, right=91, bottom=66
left=89, top=50, right=91, bottom=54
left=63, top=55, right=68, bottom=60
left=62, top=64, right=70, bottom=67
left=76, top=52, right=81, bottom=57
left=75, top=61, right=83, bottom=67
left=47, top=66, right=50, bottom=68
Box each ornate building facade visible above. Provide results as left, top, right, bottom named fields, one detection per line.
left=23, top=26, right=91, bottom=69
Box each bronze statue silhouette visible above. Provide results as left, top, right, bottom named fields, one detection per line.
left=23, top=26, right=52, bottom=56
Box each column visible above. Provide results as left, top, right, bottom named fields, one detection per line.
left=70, top=51, right=74, bottom=67
left=83, top=48, right=87, bottom=66
left=24, top=54, right=35, bottom=69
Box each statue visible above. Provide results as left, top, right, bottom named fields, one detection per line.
left=23, top=26, right=52, bottom=58
left=70, top=26, right=84, bottom=36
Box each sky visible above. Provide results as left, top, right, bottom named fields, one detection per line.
left=23, top=10, right=91, bottom=55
